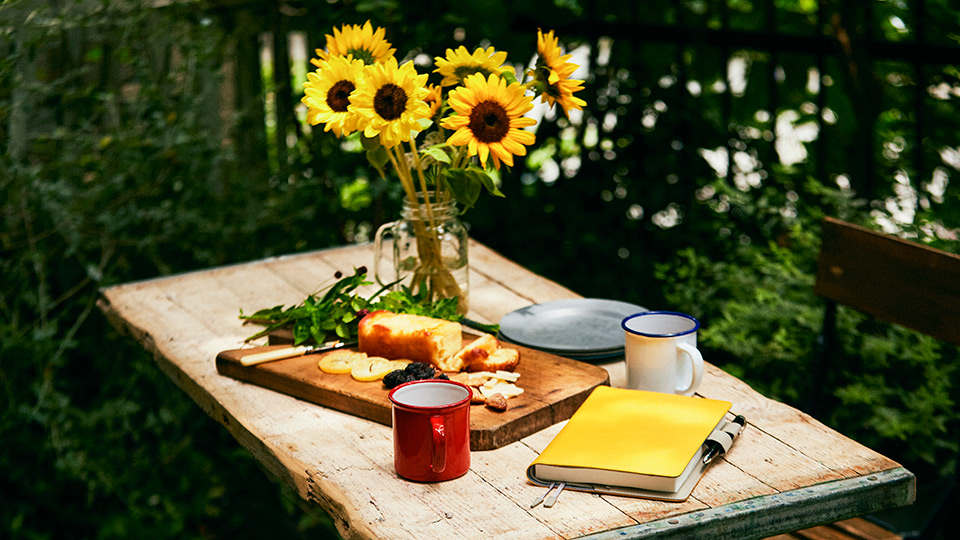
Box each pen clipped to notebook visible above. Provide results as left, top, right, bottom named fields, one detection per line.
left=702, top=414, right=747, bottom=465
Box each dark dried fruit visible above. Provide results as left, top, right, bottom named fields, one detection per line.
left=383, top=370, right=415, bottom=389
left=405, top=362, right=438, bottom=378
left=383, top=362, right=447, bottom=389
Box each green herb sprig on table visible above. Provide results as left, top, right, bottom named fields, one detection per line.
left=239, top=267, right=381, bottom=345
left=239, top=267, right=498, bottom=345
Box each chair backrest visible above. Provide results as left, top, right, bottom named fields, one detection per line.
left=814, top=216, right=960, bottom=347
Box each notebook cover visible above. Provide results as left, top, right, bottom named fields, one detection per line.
left=529, top=386, right=732, bottom=487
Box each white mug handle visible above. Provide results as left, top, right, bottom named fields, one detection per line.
left=373, top=220, right=398, bottom=287
left=675, top=342, right=704, bottom=396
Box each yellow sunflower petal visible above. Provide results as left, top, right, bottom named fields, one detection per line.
left=434, top=45, right=510, bottom=87
left=476, top=143, right=490, bottom=167
left=510, top=117, right=538, bottom=129
left=500, top=137, right=527, bottom=156
left=316, top=20, right=396, bottom=65
left=533, top=28, right=587, bottom=117
left=512, top=129, right=537, bottom=146
left=489, top=142, right=511, bottom=164
left=441, top=114, right=469, bottom=130
left=447, top=127, right=474, bottom=146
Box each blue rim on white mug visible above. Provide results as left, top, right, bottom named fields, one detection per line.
left=621, top=311, right=700, bottom=338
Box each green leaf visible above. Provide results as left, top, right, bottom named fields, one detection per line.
left=311, top=326, right=328, bottom=345
left=441, top=166, right=503, bottom=211
left=239, top=305, right=286, bottom=320
left=293, top=320, right=311, bottom=345
left=473, top=166, right=505, bottom=198
left=421, top=145, right=452, bottom=164
left=360, top=133, right=381, bottom=151
left=366, top=146, right=390, bottom=171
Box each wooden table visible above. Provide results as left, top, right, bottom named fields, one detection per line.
left=97, top=240, right=915, bottom=540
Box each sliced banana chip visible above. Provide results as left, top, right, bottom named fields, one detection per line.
left=351, top=357, right=397, bottom=382
left=386, top=359, right=413, bottom=370
left=318, top=350, right=368, bottom=374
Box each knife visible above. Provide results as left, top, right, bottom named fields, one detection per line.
left=239, top=339, right=357, bottom=366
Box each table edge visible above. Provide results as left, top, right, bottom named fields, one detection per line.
left=574, top=466, right=916, bottom=540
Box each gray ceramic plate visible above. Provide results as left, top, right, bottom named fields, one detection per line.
left=498, top=298, right=647, bottom=354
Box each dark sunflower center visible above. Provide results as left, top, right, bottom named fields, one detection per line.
left=326, top=80, right=355, bottom=112
left=468, top=100, right=510, bottom=143
left=373, top=84, right=408, bottom=121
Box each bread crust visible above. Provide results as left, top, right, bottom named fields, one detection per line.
left=447, top=334, right=498, bottom=372
left=357, top=310, right=462, bottom=368
left=467, top=347, right=520, bottom=372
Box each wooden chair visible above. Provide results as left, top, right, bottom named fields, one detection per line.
left=814, top=216, right=960, bottom=355
left=803, top=217, right=960, bottom=540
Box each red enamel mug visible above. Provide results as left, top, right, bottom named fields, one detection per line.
left=388, top=379, right=472, bottom=482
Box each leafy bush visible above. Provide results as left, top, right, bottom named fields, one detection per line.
left=1, top=2, right=342, bottom=538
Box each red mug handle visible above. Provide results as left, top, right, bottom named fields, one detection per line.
left=430, top=415, right=446, bottom=474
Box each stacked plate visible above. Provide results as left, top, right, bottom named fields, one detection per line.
left=498, top=298, right=647, bottom=361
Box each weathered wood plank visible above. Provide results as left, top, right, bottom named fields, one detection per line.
left=814, top=216, right=960, bottom=346
left=830, top=517, right=902, bottom=540
left=696, top=364, right=900, bottom=479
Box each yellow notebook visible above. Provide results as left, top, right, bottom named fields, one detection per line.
left=527, top=386, right=733, bottom=501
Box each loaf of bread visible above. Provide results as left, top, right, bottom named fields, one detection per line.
left=357, top=311, right=463, bottom=370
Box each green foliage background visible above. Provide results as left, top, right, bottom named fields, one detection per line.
left=2, top=0, right=959, bottom=538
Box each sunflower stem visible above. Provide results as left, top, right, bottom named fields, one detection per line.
left=385, top=142, right=462, bottom=310
left=387, top=144, right=418, bottom=203
left=408, top=138, right=437, bottom=208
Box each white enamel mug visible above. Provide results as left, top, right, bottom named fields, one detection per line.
left=621, top=311, right=705, bottom=396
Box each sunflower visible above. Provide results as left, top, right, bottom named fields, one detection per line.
left=302, top=56, right=365, bottom=137
left=310, top=20, right=396, bottom=67
left=423, top=84, right=444, bottom=119
left=531, top=29, right=586, bottom=116
left=350, top=57, right=431, bottom=148
left=433, top=46, right=509, bottom=87
left=441, top=72, right=536, bottom=170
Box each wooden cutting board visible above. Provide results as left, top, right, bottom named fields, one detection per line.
left=215, top=335, right=610, bottom=450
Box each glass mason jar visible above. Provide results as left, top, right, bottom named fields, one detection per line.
left=374, top=192, right=469, bottom=314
